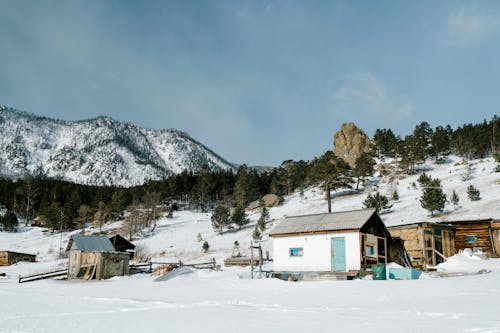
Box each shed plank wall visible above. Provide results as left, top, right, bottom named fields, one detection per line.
left=453, top=223, right=494, bottom=253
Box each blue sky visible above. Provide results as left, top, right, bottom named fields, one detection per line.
left=0, top=1, right=499, bottom=166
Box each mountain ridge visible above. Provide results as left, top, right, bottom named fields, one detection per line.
left=0, top=105, right=236, bottom=186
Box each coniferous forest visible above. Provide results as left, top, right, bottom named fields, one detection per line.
left=0, top=116, right=498, bottom=233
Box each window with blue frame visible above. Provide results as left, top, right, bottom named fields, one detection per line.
left=289, top=247, right=303, bottom=257
left=466, top=235, right=478, bottom=244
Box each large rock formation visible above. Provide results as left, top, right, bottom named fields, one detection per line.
left=333, top=122, right=371, bottom=167
left=247, top=194, right=281, bottom=210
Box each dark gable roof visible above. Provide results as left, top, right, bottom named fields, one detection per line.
left=66, top=235, right=116, bottom=252
left=109, top=234, right=136, bottom=250
left=269, top=208, right=377, bottom=236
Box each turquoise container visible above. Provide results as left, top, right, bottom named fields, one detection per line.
left=389, top=268, right=422, bottom=280
left=371, top=264, right=387, bottom=280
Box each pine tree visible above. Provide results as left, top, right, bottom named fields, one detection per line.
left=211, top=205, right=230, bottom=234
left=45, top=201, right=62, bottom=232
left=2, top=209, right=18, bottom=231
left=451, top=190, right=459, bottom=210
left=234, top=165, right=249, bottom=207
left=252, top=225, right=261, bottom=240
left=430, top=126, right=451, bottom=161
left=311, top=151, right=352, bottom=213
left=363, top=192, right=392, bottom=212
left=420, top=178, right=446, bottom=216
left=263, top=207, right=270, bottom=221
left=417, top=172, right=432, bottom=186
left=231, top=205, right=249, bottom=229
left=202, top=241, right=210, bottom=253
left=257, top=204, right=269, bottom=232
left=353, top=153, right=375, bottom=189
left=467, top=185, right=481, bottom=201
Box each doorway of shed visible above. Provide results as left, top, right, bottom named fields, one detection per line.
left=331, top=237, right=346, bottom=272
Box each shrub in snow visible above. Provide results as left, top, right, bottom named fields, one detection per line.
left=134, top=244, right=150, bottom=262
left=495, top=164, right=500, bottom=173
left=391, top=190, right=399, bottom=201
left=202, top=241, right=209, bottom=253
left=197, top=232, right=203, bottom=242
left=467, top=185, right=481, bottom=201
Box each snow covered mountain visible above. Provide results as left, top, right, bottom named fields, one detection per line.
left=0, top=105, right=235, bottom=186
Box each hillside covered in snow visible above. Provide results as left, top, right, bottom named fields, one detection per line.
left=0, top=105, right=235, bottom=186
left=1, top=155, right=498, bottom=265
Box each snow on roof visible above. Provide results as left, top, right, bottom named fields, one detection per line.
left=66, top=235, right=115, bottom=252
left=269, top=208, right=377, bottom=236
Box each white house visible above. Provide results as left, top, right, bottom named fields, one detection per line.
left=269, top=208, right=391, bottom=274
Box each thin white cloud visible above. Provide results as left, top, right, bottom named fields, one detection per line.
left=445, top=4, right=499, bottom=47
left=328, top=72, right=413, bottom=125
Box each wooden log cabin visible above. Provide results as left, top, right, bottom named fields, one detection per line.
left=388, top=222, right=455, bottom=270
left=445, top=219, right=500, bottom=257
left=0, top=251, right=36, bottom=266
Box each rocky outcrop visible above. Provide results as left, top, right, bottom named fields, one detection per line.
left=333, top=122, right=371, bottom=167
left=247, top=194, right=281, bottom=210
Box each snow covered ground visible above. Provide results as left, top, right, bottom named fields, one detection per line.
left=1, top=259, right=500, bottom=333
left=0, top=155, right=499, bottom=332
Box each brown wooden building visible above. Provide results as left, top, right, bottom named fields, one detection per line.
left=0, top=251, right=36, bottom=266
left=388, top=222, right=455, bottom=270
left=445, top=219, right=500, bottom=256
left=66, top=235, right=129, bottom=280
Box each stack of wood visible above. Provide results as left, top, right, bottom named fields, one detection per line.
left=223, top=257, right=260, bottom=267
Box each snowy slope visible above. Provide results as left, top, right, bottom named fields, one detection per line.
left=1, top=155, right=498, bottom=264
left=0, top=105, right=235, bottom=186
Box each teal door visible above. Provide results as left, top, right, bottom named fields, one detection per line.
left=331, top=237, right=346, bottom=272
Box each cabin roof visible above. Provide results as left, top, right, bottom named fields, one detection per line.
left=444, top=218, right=493, bottom=225
left=0, top=250, right=36, bottom=256
left=388, top=221, right=455, bottom=230
left=66, top=235, right=115, bottom=252
left=269, top=208, right=377, bottom=236
left=109, top=234, right=136, bottom=249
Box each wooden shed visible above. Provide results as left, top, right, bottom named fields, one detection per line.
left=445, top=219, right=500, bottom=256
left=66, top=235, right=129, bottom=280
left=0, top=251, right=36, bottom=266
left=388, top=222, right=455, bottom=270
left=269, top=208, right=391, bottom=276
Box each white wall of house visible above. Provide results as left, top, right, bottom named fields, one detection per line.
left=272, top=232, right=361, bottom=272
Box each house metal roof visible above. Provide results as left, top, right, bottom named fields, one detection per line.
left=269, top=208, right=377, bottom=236
left=66, top=235, right=116, bottom=252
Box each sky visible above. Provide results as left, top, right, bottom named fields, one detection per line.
left=0, top=0, right=499, bottom=167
